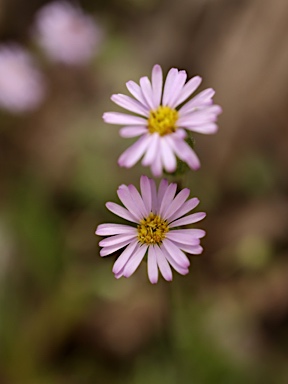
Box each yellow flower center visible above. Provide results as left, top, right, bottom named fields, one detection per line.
left=148, top=106, right=178, bottom=136
left=137, top=213, right=169, bottom=245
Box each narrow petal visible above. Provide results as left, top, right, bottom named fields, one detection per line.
left=119, top=126, right=147, bottom=138
left=106, top=202, right=139, bottom=223
left=178, top=105, right=222, bottom=126
left=123, top=244, right=148, bottom=277
left=140, top=175, right=152, bottom=214
left=162, top=68, right=179, bottom=106
left=173, top=76, right=202, bottom=108
left=170, top=138, right=200, bottom=170
left=126, top=80, right=148, bottom=107
left=118, top=134, right=151, bottom=168
left=157, top=179, right=169, bottom=207
left=179, top=88, right=215, bottom=114
left=141, top=133, right=160, bottom=166
left=111, top=94, right=149, bottom=116
left=139, top=76, right=154, bottom=110
left=147, top=246, right=159, bottom=284
left=185, top=123, right=218, bottom=134
left=112, top=240, right=139, bottom=274
left=159, top=183, right=177, bottom=217
left=168, top=70, right=187, bottom=108
left=172, top=241, right=203, bottom=255
left=127, top=184, right=147, bottom=217
left=166, top=229, right=205, bottom=245
left=151, top=64, right=163, bottom=107
left=161, top=246, right=189, bottom=275
left=117, top=185, right=143, bottom=220
left=150, top=177, right=158, bottom=213
left=168, top=197, right=200, bottom=222
left=164, top=188, right=190, bottom=221
left=96, top=223, right=136, bottom=236
left=169, top=212, right=206, bottom=227
left=160, top=137, right=177, bottom=173
left=150, top=149, right=163, bottom=177
left=162, top=238, right=190, bottom=268
left=103, top=112, right=147, bottom=126
left=100, top=238, right=134, bottom=256
left=155, top=244, right=172, bottom=281
left=99, top=233, right=136, bottom=247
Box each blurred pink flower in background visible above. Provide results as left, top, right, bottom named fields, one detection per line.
left=34, top=1, right=102, bottom=65
left=0, top=44, right=46, bottom=113
left=96, top=176, right=206, bottom=284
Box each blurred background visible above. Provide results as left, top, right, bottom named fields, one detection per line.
left=1, top=0, right=288, bottom=383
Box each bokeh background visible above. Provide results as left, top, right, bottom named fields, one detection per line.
left=1, top=0, right=288, bottom=383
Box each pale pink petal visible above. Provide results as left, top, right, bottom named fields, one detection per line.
left=169, top=212, right=206, bottom=227
left=100, top=238, right=134, bottom=256
left=112, top=240, right=139, bottom=274
left=127, top=184, right=147, bottom=217
left=111, top=94, right=149, bottom=116
left=166, top=229, right=205, bottom=244
left=141, top=133, right=160, bottom=166
left=162, top=68, right=179, bottom=106
left=170, top=139, right=200, bottom=170
left=155, top=244, right=172, bottom=281
left=168, top=70, right=187, bottom=108
left=162, top=238, right=190, bottom=268
left=150, top=178, right=158, bottom=213
left=147, top=246, right=159, bottom=284
left=126, top=80, right=148, bottom=107
left=157, top=179, right=169, bottom=207
left=179, top=88, right=215, bottom=114
left=173, top=76, right=202, bottom=108
left=159, top=183, right=177, bottom=217
left=118, top=134, right=151, bottom=168
left=151, top=64, right=163, bottom=107
left=106, top=202, right=139, bottom=223
left=99, top=233, right=136, bottom=247
left=185, top=123, right=218, bottom=134
left=163, top=188, right=190, bottom=221
left=139, top=76, right=154, bottom=110
left=103, top=112, right=147, bottom=125
left=123, top=244, right=148, bottom=277
left=168, top=197, right=200, bottom=222
left=160, top=246, right=189, bottom=275
left=140, top=175, right=152, bottom=214
left=178, top=105, right=222, bottom=126
left=160, top=137, right=177, bottom=173
left=117, top=185, right=143, bottom=220
left=150, top=150, right=163, bottom=177
left=119, top=126, right=148, bottom=138
left=96, top=223, right=136, bottom=236
left=171, top=241, right=203, bottom=255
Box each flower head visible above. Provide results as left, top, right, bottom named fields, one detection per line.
left=96, top=176, right=206, bottom=284
left=0, top=44, right=45, bottom=113
left=103, top=64, right=222, bottom=177
left=34, top=1, right=102, bottom=65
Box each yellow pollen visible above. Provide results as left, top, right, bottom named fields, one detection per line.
left=137, top=213, right=169, bottom=245
left=148, top=106, right=178, bottom=136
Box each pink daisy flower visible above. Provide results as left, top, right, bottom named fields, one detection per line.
left=96, top=175, right=206, bottom=284
left=34, top=1, right=102, bottom=65
left=103, top=64, right=222, bottom=177
left=0, top=44, right=45, bottom=113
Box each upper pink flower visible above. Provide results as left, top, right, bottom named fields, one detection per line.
left=34, top=1, right=102, bottom=65
left=103, top=64, right=222, bottom=177
left=96, top=176, right=206, bottom=283
left=0, top=44, right=45, bottom=113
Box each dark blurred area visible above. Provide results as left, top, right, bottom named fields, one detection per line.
left=0, top=0, right=288, bottom=383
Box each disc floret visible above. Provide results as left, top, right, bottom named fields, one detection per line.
left=137, top=212, right=169, bottom=245
left=148, top=106, right=178, bottom=136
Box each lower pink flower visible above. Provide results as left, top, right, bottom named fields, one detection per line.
left=96, top=176, right=206, bottom=283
